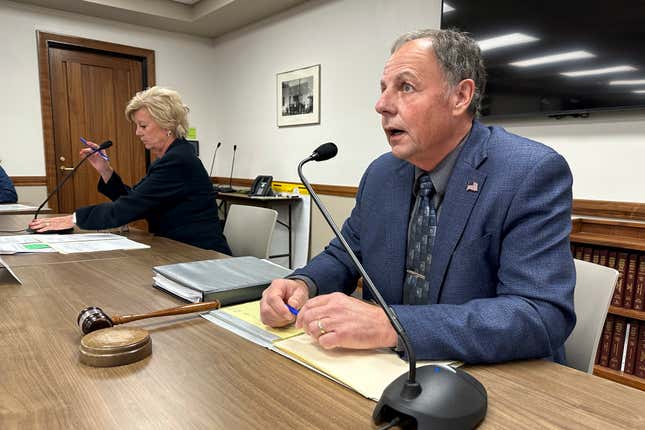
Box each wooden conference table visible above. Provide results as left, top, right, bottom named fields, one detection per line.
left=1, top=214, right=644, bottom=429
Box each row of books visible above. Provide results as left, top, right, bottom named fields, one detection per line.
left=571, top=244, right=645, bottom=310
left=595, top=316, right=645, bottom=378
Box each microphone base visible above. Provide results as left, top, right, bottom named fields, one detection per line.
left=373, top=365, right=487, bottom=429
left=214, top=186, right=234, bottom=193
left=25, top=227, right=74, bottom=235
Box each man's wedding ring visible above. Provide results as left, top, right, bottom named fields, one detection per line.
left=317, top=319, right=326, bottom=335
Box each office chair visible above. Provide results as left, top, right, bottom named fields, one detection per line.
left=564, top=259, right=619, bottom=373
left=223, top=204, right=278, bottom=259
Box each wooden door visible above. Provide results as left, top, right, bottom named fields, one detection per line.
left=48, top=48, right=147, bottom=213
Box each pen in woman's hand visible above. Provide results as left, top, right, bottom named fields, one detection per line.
left=80, top=137, right=110, bottom=161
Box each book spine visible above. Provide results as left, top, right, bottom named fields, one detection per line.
left=582, top=246, right=593, bottom=262
left=636, top=321, right=645, bottom=378
left=574, top=245, right=584, bottom=260
left=624, top=320, right=640, bottom=374
left=591, top=248, right=600, bottom=265
left=598, top=249, right=608, bottom=267
left=622, top=254, right=638, bottom=309
left=599, top=315, right=615, bottom=367
left=633, top=254, right=645, bottom=311
left=620, top=323, right=631, bottom=371
left=611, top=252, right=629, bottom=307
left=608, top=317, right=626, bottom=370
left=607, top=251, right=617, bottom=269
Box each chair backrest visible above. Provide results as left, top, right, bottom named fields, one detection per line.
left=565, top=259, right=618, bottom=373
left=223, top=204, right=278, bottom=259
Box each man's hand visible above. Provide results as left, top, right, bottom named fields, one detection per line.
left=260, top=278, right=309, bottom=327
left=296, top=292, right=398, bottom=350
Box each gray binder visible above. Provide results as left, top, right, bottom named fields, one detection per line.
left=153, top=256, right=291, bottom=305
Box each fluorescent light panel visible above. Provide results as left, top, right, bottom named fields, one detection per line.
left=561, top=65, right=636, bottom=77
left=510, top=50, right=595, bottom=67
left=610, top=80, right=645, bottom=85
left=477, top=33, right=539, bottom=52
left=443, top=3, right=455, bottom=13
left=633, top=90, right=645, bottom=94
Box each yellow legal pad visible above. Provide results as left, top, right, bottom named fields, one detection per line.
left=205, top=300, right=460, bottom=401
left=219, top=300, right=303, bottom=340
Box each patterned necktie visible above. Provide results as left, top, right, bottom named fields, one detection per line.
left=403, top=174, right=437, bottom=305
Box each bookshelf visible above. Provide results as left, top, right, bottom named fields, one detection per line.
left=570, top=218, right=645, bottom=389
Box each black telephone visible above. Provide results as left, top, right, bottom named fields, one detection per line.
left=250, top=175, right=273, bottom=196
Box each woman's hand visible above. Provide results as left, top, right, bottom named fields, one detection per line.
left=79, top=141, right=113, bottom=183
left=28, top=215, right=74, bottom=233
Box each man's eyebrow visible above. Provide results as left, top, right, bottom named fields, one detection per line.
left=382, top=70, right=418, bottom=84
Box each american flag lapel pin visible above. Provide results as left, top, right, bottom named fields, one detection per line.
left=466, top=181, right=479, bottom=192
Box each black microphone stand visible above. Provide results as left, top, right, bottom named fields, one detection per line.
left=26, top=141, right=113, bottom=234
left=217, top=144, right=236, bottom=193
left=210, top=142, right=223, bottom=192
left=297, top=143, right=487, bottom=429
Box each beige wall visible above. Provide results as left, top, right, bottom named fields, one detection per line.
left=15, top=186, right=47, bottom=207
left=310, top=194, right=356, bottom=257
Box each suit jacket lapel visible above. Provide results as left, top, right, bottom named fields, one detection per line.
left=428, top=122, right=490, bottom=304
left=386, top=161, right=414, bottom=303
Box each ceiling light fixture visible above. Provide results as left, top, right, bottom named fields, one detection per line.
left=561, top=65, right=636, bottom=77
left=477, top=33, right=539, bottom=52
left=510, top=50, right=595, bottom=67
left=443, top=3, right=455, bottom=13
left=610, top=79, right=645, bottom=85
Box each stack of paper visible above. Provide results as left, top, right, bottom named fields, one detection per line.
left=0, top=233, right=149, bottom=254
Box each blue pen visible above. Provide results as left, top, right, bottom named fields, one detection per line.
left=286, top=304, right=299, bottom=316
left=80, top=137, right=109, bottom=161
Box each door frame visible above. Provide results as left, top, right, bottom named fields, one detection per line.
left=36, top=31, right=155, bottom=212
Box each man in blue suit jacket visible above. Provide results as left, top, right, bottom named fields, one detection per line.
left=261, top=29, right=575, bottom=364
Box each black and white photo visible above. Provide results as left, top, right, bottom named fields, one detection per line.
left=277, top=64, right=320, bottom=126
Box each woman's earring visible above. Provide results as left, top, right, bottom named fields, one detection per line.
left=167, top=130, right=172, bottom=136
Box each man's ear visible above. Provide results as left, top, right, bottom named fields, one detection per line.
left=451, top=79, right=475, bottom=116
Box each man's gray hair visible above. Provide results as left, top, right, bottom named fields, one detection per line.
left=391, top=29, right=486, bottom=116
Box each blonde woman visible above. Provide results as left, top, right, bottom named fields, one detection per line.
left=29, top=87, right=230, bottom=254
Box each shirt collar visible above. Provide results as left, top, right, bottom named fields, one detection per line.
left=413, top=129, right=471, bottom=202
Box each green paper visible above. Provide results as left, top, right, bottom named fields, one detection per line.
left=24, top=243, right=51, bottom=250
left=187, top=128, right=197, bottom=139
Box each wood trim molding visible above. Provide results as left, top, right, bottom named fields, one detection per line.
left=36, top=31, right=155, bottom=212
left=572, top=199, right=645, bottom=221
left=571, top=217, right=645, bottom=251
left=212, top=178, right=645, bottom=216
left=10, top=176, right=47, bottom=186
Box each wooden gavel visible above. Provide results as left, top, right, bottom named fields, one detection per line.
left=77, top=301, right=221, bottom=334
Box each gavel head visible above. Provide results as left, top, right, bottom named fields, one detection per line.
left=77, top=307, right=114, bottom=334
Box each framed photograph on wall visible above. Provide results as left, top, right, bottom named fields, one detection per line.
left=277, top=64, right=320, bottom=127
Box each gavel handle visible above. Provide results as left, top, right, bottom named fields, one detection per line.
left=111, top=300, right=221, bottom=325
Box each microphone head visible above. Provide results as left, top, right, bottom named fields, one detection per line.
left=217, top=142, right=222, bottom=148
left=99, top=140, right=113, bottom=150
left=233, top=145, right=237, bottom=151
left=312, top=142, right=337, bottom=161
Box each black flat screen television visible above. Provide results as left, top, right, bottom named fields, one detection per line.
left=441, top=0, right=645, bottom=118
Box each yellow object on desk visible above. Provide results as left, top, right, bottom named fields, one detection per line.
left=204, top=300, right=460, bottom=402
left=219, top=300, right=303, bottom=340
left=271, top=181, right=309, bottom=195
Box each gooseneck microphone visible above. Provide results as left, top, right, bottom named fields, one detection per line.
left=298, top=142, right=487, bottom=429
left=218, top=144, right=236, bottom=193
left=26, top=140, right=113, bottom=234
left=209, top=142, right=223, bottom=191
